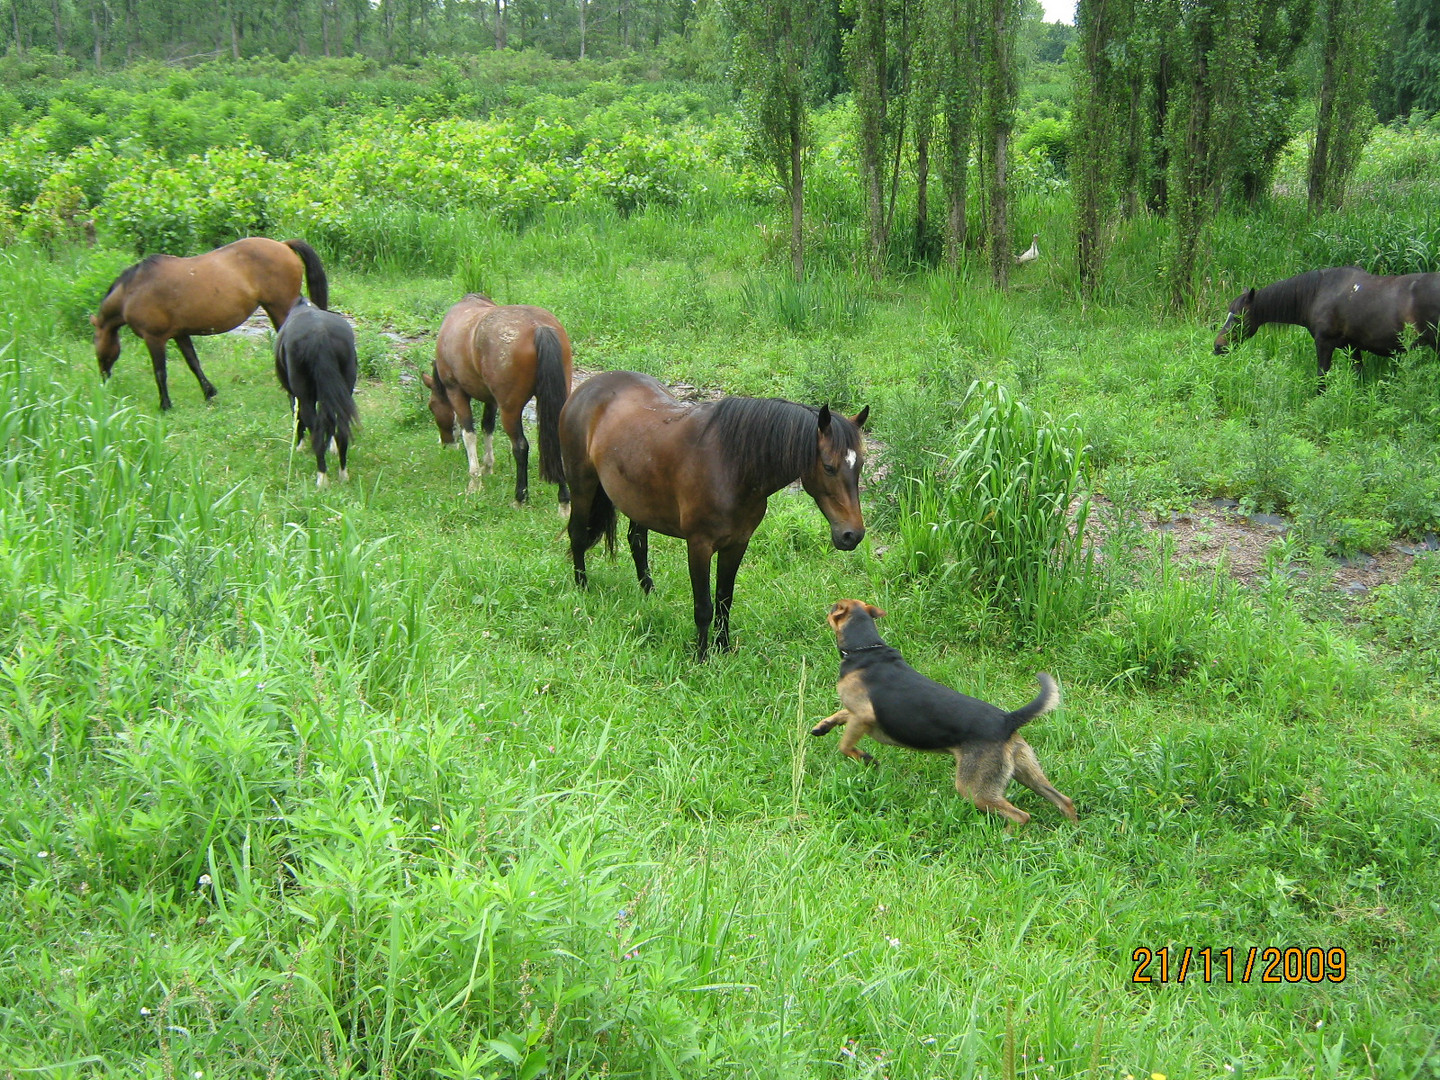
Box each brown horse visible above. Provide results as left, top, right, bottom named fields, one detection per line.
left=561, top=370, right=869, bottom=660
left=1215, top=267, right=1440, bottom=388
left=91, top=237, right=329, bottom=411
left=421, top=294, right=572, bottom=510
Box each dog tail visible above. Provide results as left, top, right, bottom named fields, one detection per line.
left=1005, top=673, right=1059, bottom=735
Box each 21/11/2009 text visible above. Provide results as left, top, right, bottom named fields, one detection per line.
left=1131, top=947, right=1347, bottom=984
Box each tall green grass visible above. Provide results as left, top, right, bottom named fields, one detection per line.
left=896, top=381, right=1096, bottom=638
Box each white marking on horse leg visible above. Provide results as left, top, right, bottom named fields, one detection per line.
left=559, top=502, right=571, bottom=521
left=845, top=449, right=857, bottom=469
left=338, top=468, right=349, bottom=483
left=483, top=431, right=495, bottom=475
left=329, top=437, right=338, bottom=454
left=316, top=472, right=328, bottom=489
left=463, top=428, right=483, bottom=492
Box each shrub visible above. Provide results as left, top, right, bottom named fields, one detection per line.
left=895, top=380, right=1096, bottom=637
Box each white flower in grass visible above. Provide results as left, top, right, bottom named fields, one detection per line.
left=885, top=936, right=901, bottom=949
left=197, top=874, right=212, bottom=887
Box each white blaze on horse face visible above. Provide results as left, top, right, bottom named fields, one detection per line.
left=845, top=449, right=857, bottom=470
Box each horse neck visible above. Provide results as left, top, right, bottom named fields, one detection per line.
left=1252, top=273, right=1321, bottom=330
left=706, top=399, right=816, bottom=496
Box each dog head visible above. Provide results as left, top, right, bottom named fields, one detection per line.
left=827, top=598, right=887, bottom=651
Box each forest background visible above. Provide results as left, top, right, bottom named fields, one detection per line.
left=2, top=0, right=1440, bottom=1075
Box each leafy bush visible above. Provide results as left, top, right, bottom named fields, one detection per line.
left=895, top=381, right=1095, bottom=636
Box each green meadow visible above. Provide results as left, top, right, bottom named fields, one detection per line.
left=2, top=61, right=1439, bottom=1079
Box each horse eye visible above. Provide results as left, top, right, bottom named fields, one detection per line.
left=823, top=463, right=838, bottom=476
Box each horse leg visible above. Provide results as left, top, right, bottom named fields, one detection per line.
left=686, top=540, right=716, bottom=662
left=450, top=394, right=483, bottom=493
left=713, top=540, right=750, bottom=653
left=1315, top=339, right=1337, bottom=390
left=628, top=522, right=653, bottom=593
left=501, top=406, right=530, bottom=507
left=142, top=336, right=174, bottom=411
left=480, top=401, right=497, bottom=475
left=174, top=334, right=217, bottom=400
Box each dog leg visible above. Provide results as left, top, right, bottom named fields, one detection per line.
left=810, top=710, right=850, bottom=736
left=836, top=717, right=876, bottom=764
left=954, top=746, right=1030, bottom=827
left=1010, top=738, right=1077, bottom=822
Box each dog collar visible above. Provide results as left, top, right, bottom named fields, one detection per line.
left=839, top=642, right=887, bottom=658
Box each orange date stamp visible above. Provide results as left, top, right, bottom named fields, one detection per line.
left=1131, top=946, right=1347, bottom=984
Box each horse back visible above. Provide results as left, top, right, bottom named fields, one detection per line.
left=563, top=371, right=734, bottom=538
left=1324, top=270, right=1440, bottom=351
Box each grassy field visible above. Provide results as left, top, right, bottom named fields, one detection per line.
left=1, top=207, right=1439, bottom=1080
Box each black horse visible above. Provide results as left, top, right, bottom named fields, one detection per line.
left=1215, top=267, right=1440, bottom=388
left=273, top=297, right=359, bottom=487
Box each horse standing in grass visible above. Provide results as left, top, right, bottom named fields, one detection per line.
left=561, top=370, right=869, bottom=660
left=1215, top=267, right=1440, bottom=388
left=91, top=237, right=328, bottom=411
left=273, top=297, right=358, bottom=488
left=421, top=294, right=572, bottom=511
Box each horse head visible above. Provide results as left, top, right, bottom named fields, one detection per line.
left=1215, top=288, right=1256, bottom=354
left=420, top=368, right=458, bottom=445
left=91, top=313, right=122, bottom=378
left=803, top=404, right=870, bottom=551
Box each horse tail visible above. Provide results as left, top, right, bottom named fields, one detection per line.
left=583, top=484, right=617, bottom=556
left=311, top=350, right=359, bottom=464
left=533, top=324, right=568, bottom=486
left=285, top=239, right=330, bottom=311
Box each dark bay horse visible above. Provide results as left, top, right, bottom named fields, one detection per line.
left=422, top=293, right=572, bottom=511
left=91, top=237, right=329, bottom=411
left=273, top=298, right=359, bottom=488
left=561, top=370, right=869, bottom=660
left=1215, top=267, right=1440, bottom=387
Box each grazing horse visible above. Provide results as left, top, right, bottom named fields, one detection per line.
left=421, top=294, right=572, bottom=511
left=1215, top=267, right=1440, bottom=388
left=273, top=297, right=359, bottom=488
left=561, top=370, right=869, bottom=660
left=91, top=236, right=329, bottom=411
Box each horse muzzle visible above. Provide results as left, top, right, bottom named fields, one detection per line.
left=1213, top=338, right=1229, bottom=355
left=831, top=525, right=865, bottom=551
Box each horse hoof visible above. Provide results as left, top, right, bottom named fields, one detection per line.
left=467, top=478, right=483, bottom=494
left=338, top=469, right=349, bottom=483
left=512, top=500, right=525, bottom=510
left=316, top=473, right=329, bottom=489
left=558, top=502, right=571, bottom=521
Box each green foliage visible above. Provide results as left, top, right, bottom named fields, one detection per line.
left=896, top=380, right=1096, bottom=636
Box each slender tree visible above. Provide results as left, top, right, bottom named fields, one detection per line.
left=1307, top=0, right=1385, bottom=212
left=930, top=0, right=978, bottom=265
left=1072, top=0, right=1130, bottom=298
left=978, top=0, right=1019, bottom=287
left=731, top=0, right=835, bottom=281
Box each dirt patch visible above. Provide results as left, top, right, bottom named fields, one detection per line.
left=1096, top=495, right=1435, bottom=597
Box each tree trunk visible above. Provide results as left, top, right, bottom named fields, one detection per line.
left=52, top=0, right=65, bottom=55
left=495, top=0, right=506, bottom=49
left=92, top=0, right=102, bottom=69
left=579, top=0, right=587, bottom=58
left=790, top=103, right=805, bottom=282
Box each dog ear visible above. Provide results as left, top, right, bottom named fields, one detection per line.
left=865, top=603, right=886, bottom=619
left=89, top=314, right=100, bottom=328
left=851, top=405, right=870, bottom=428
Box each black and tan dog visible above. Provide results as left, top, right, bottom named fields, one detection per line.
left=812, top=599, right=1077, bottom=827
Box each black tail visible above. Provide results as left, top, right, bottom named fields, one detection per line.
left=581, top=484, right=617, bottom=556
left=533, top=325, right=568, bottom=485
left=310, top=354, right=359, bottom=464
left=285, top=239, right=329, bottom=310
left=1005, top=673, right=1060, bottom=736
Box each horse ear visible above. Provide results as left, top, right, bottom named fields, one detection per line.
left=852, top=405, right=870, bottom=429
left=1243, top=288, right=1255, bottom=304
left=817, top=404, right=832, bottom=432
left=420, top=372, right=435, bottom=389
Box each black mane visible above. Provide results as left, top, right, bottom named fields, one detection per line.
left=102, top=255, right=165, bottom=300
left=702, top=396, right=862, bottom=484
left=1253, top=267, right=1358, bottom=326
